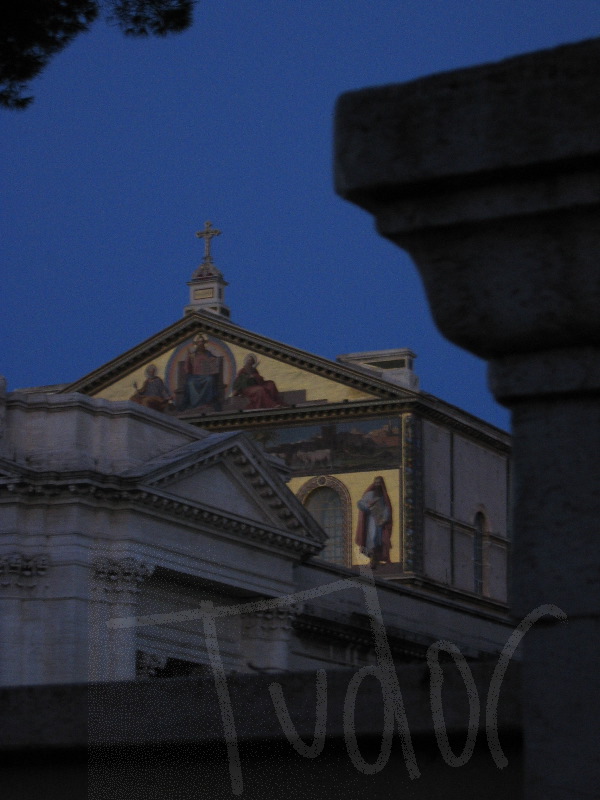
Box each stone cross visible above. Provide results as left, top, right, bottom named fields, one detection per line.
left=195, top=221, right=221, bottom=263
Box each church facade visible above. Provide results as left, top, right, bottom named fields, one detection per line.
left=0, top=227, right=511, bottom=686
left=65, top=226, right=510, bottom=602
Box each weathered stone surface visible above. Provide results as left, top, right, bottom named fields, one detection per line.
left=0, top=391, right=512, bottom=688
left=0, top=393, right=327, bottom=686
left=521, top=619, right=600, bottom=800
left=335, top=36, right=600, bottom=800
left=335, top=38, right=600, bottom=360
left=509, top=397, right=600, bottom=617
left=335, top=38, right=600, bottom=202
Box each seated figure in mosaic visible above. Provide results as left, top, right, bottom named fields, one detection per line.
left=130, top=365, right=174, bottom=413
left=232, top=354, right=285, bottom=410
left=178, top=334, right=222, bottom=411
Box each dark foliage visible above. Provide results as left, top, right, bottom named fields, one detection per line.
left=109, top=0, right=194, bottom=37
left=1, top=1, right=98, bottom=109
left=0, top=0, right=195, bottom=109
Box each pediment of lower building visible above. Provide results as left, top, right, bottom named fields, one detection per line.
left=120, top=431, right=327, bottom=549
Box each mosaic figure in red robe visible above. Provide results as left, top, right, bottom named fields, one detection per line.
left=232, top=354, right=285, bottom=410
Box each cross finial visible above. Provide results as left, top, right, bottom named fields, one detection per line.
left=195, top=220, right=222, bottom=263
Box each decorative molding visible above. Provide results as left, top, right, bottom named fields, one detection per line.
left=402, top=413, right=424, bottom=574
left=241, top=603, right=301, bottom=672
left=61, top=312, right=405, bottom=400
left=143, top=441, right=302, bottom=532
left=4, top=391, right=207, bottom=444
left=296, top=475, right=353, bottom=567
left=0, top=552, right=49, bottom=588
left=397, top=572, right=509, bottom=613
left=0, top=477, right=322, bottom=557
left=293, top=607, right=430, bottom=662
left=92, top=556, right=154, bottom=593
left=293, top=610, right=372, bottom=649
left=195, top=397, right=511, bottom=453
left=193, top=399, right=404, bottom=429
left=242, top=604, right=301, bottom=635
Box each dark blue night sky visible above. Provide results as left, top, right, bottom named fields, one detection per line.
left=3, top=0, right=599, bottom=431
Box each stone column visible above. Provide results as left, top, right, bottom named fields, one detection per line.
left=335, top=38, right=600, bottom=800
left=90, top=556, right=154, bottom=682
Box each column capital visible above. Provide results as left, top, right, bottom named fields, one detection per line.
left=335, top=39, right=600, bottom=377
left=241, top=603, right=301, bottom=635
left=0, top=552, right=49, bottom=590
left=92, top=556, right=154, bottom=594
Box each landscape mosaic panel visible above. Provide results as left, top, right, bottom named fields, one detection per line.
left=249, top=418, right=402, bottom=474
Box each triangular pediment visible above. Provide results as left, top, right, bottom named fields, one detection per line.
left=61, top=312, right=412, bottom=424
left=164, top=464, right=268, bottom=525
left=120, top=431, right=326, bottom=548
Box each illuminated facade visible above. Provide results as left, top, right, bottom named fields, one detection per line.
left=64, top=238, right=510, bottom=603
left=0, top=237, right=511, bottom=686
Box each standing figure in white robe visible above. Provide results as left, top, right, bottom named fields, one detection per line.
left=355, top=476, right=393, bottom=568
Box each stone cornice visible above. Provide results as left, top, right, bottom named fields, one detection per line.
left=294, top=606, right=433, bottom=660
left=195, top=397, right=511, bottom=453
left=0, top=458, right=21, bottom=479
left=120, top=434, right=321, bottom=537
left=0, top=474, right=324, bottom=559
left=130, top=433, right=282, bottom=486
left=393, top=573, right=510, bottom=614
left=5, top=391, right=208, bottom=441
left=0, top=431, right=325, bottom=550
left=299, top=558, right=510, bottom=621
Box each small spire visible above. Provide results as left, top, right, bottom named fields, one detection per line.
left=185, top=220, right=230, bottom=319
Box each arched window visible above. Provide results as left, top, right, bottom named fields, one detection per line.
left=297, top=477, right=351, bottom=567
left=305, top=488, right=345, bottom=564
left=473, top=512, right=485, bottom=595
